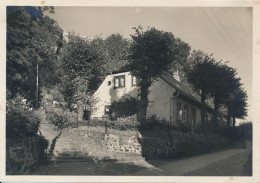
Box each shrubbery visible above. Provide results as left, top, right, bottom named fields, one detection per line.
left=235, top=122, right=252, bottom=141
left=109, top=115, right=138, bottom=130
left=85, top=115, right=138, bottom=131
left=45, top=106, right=76, bottom=130
left=6, top=97, right=41, bottom=139
left=138, top=115, right=170, bottom=131
left=109, top=95, right=139, bottom=119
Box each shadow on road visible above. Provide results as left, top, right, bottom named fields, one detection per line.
left=29, top=150, right=148, bottom=175
left=48, top=131, right=62, bottom=156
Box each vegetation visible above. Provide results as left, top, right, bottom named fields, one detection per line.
left=7, top=7, right=63, bottom=108
left=185, top=50, right=248, bottom=129
left=109, top=95, right=139, bottom=119
left=58, top=33, right=106, bottom=121
left=129, top=26, right=190, bottom=120
left=103, top=34, right=131, bottom=74
left=6, top=97, right=41, bottom=139
left=185, top=50, right=216, bottom=127
left=6, top=6, right=249, bottom=140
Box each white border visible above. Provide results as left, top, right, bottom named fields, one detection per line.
left=0, top=0, right=259, bottom=182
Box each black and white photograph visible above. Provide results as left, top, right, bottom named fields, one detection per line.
left=1, top=0, right=260, bottom=182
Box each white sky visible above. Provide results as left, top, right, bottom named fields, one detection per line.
left=48, top=7, right=252, bottom=122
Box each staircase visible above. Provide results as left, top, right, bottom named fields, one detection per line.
left=37, top=109, right=110, bottom=162
left=47, top=131, right=92, bottom=162
left=37, top=109, right=148, bottom=167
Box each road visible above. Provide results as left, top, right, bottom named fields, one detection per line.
left=30, top=148, right=251, bottom=176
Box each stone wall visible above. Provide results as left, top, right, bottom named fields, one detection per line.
left=105, top=134, right=142, bottom=154
left=67, top=128, right=142, bottom=154
left=140, top=130, right=231, bottom=159
left=66, top=127, right=231, bottom=159
left=6, top=136, right=47, bottom=174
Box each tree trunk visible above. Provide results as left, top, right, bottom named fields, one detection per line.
left=232, top=116, right=236, bottom=127
left=226, top=106, right=232, bottom=127
left=213, top=99, right=220, bottom=129
left=35, top=61, right=39, bottom=109
left=77, top=100, right=84, bottom=122
left=138, top=84, right=149, bottom=122
left=200, top=91, right=206, bottom=129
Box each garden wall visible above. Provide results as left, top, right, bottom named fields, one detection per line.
left=140, top=130, right=231, bottom=159
left=65, top=127, right=142, bottom=154
left=6, top=136, right=47, bottom=174
left=65, top=126, right=232, bottom=159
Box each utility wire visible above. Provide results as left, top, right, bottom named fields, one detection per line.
left=209, top=8, right=249, bottom=60
left=204, top=7, right=249, bottom=62
left=224, top=8, right=251, bottom=50
left=200, top=7, right=247, bottom=62
left=231, top=8, right=251, bottom=46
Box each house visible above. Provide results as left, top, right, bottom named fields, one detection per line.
left=91, top=70, right=214, bottom=127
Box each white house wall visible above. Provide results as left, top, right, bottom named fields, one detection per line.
left=147, top=78, right=176, bottom=121
left=91, top=72, right=138, bottom=118
left=91, top=71, right=213, bottom=126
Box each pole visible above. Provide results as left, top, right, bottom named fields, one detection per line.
left=36, top=61, right=39, bottom=109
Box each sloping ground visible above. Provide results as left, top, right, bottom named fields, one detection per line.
left=37, top=109, right=152, bottom=168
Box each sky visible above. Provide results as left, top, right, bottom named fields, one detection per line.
left=47, top=7, right=252, bottom=122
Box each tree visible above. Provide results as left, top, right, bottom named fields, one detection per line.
left=185, top=50, right=217, bottom=128
left=7, top=7, right=63, bottom=108
left=185, top=50, right=248, bottom=128
left=129, top=26, right=190, bottom=120
left=103, top=34, right=131, bottom=74
left=225, top=83, right=248, bottom=127
left=206, top=62, right=239, bottom=129
left=58, top=33, right=106, bottom=121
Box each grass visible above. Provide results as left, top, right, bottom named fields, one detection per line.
left=76, top=125, right=137, bottom=137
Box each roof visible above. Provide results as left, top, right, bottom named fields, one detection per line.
left=111, top=64, right=130, bottom=74
left=160, top=72, right=214, bottom=111
left=109, top=70, right=214, bottom=111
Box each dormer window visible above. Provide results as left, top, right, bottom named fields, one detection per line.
left=114, top=75, right=125, bottom=88
left=132, top=76, right=137, bottom=86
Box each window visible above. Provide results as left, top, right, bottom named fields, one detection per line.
left=177, top=102, right=182, bottom=121
left=114, top=75, right=125, bottom=88
left=104, top=105, right=111, bottom=114
left=205, top=114, right=208, bottom=122
left=183, top=105, right=188, bottom=123
left=132, top=75, right=137, bottom=86
left=191, top=108, right=196, bottom=126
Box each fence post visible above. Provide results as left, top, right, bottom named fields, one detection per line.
left=105, top=120, right=108, bottom=135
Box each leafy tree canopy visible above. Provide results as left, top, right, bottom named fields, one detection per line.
left=58, top=33, right=106, bottom=106
left=130, top=26, right=190, bottom=85
left=103, top=34, right=131, bottom=73
left=7, top=7, right=63, bottom=106
left=129, top=26, right=190, bottom=120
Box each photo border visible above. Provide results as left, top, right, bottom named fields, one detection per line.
left=1, top=0, right=259, bottom=182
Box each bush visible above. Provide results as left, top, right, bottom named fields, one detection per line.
left=46, top=109, right=76, bottom=130
left=109, top=95, right=139, bottom=119
left=6, top=98, right=40, bottom=139
left=138, top=115, right=171, bottom=131
left=84, top=115, right=138, bottom=131
left=109, top=115, right=138, bottom=130
left=213, top=122, right=252, bottom=142
left=236, top=122, right=252, bottom=141
left=238, top=122, right=253, bottom=140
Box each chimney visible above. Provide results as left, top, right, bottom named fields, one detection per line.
left=173, top=70, right=180, bottom=82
